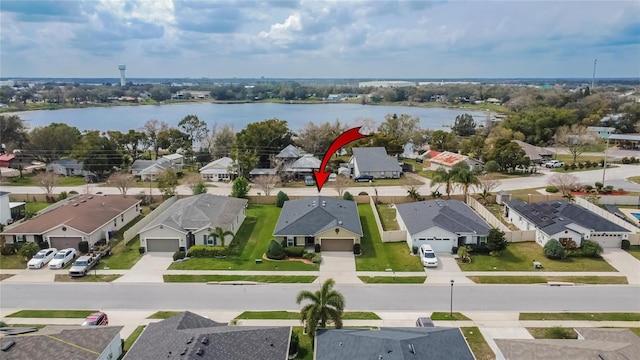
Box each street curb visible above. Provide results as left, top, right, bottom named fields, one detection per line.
left=207, top=281, right=262, bottom=285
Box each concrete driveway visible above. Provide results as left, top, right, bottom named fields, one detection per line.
left=601, top=248, right=640, bottom=285
left=316, top=251, right=360, bottom=284
left=424, top=253, right=474, bottom=284
left=113, top=252, right=173, bottom=283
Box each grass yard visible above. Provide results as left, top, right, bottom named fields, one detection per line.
left=459, top=242, right=617, bottom=272
left=461, top=327, right=494, bottom=360
left=123, top=325, right=145, bottom=352
left=26, top=202, right=51, bottom=214
left=430, top=312, right=471, bottom=321
left=163, top=275, right=317, bottom=283
left=625, top=245, right=640, bottom=261
left=147, top=311, right=181, bottom=319
left=519, top=312, right=640, bottom=321
left=629, top=176, right=640, bottom=184
left=355, top=204, right=423, bottom=272
left=467, top=276, right=628, bottom=284
left=527, top=327, right=578, bottom=339
left=0, top=274, right=15, bottom=281
left=631, top=328, right=640, bottom=337
left=234, top=311, right=380, bottom=320
left=292, top=326, right=313, bottom=360
left=375, top=203, right=400, bottom=230
left=483, top=203, right=519, bottom=231
left=0, top=254, right=27, bottom=269
left=6, top=310, right=97, bottom=318
left=358, top=276, right=426, bottom=284
left=554, top=154, right=604, bottom=164
left=169, top=205, right=318, bottom=271
left=54, top=274, right=121, bottom=282
left=3, top=174, right=86, bottom=186
left=95, top=214, right=146, bottom=270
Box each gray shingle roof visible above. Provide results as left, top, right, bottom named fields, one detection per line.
left=351, top=147, right=402, bottom=173
left=396, top=200, right=491, bottom=236
left=123, top=311, right=290, bottom=360
left=512, top=140, right=553, bottom=160
left=276, top=144, right=301, bottom=158
left=274, top=196, right=362, bottom=236
left=139, top=194, right=248, bottom=233
left=505, top=199, right=629, bottom=235
left=315, top=327, right=474, bottom=360
left=49, top=158, right=84, bottom=170
left=288, top=154, right=321, bottom=170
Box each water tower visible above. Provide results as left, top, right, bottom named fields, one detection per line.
left=118, top=64, right=126, bottom=86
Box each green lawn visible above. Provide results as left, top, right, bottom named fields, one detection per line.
left=6, top=310, right=97, bottom=318
left=555, top=154, right=604, bottom=164
left=519, top=312, right=640, bottom=321
left=54, top=274, right=121, bottom=282
left=169, top=205, right=318, bottom=271
left=147, top=311, right=181, bottom=319
left=461, top=327, right=494, bottom=360
left=3, top=174, right=86, bottom=186
left=625, top=245, right=640, bottom=261
left=629, top=176, right=640, bottom=184
left=358, top=276, right=426, bottom=284
left=292, top=326, right=313, bottom=360
left=163, top=275, right=317, bottom=283
left=0, top=254, right=27, bottom=269
left=467, top=276, right=628, bottom=284
left=234, top=311, right=380, bottom=320
left=430, top=312, right=471, bottom=321
left=355, top=204, right=423, bottom=272
left=123, top=325, right=145, bottom=352
left=26, top=202, right=51, bottom=214
left=95, top=215, right=145, bottom=270
left=375, top=203, right=400, bottom=230
left=631, top=328, right=640, bottom=337
left=459, top=242, right=617, bottom=272
left=483, top=203, right=519, bottom=230
left=527, top=327, right=577, bottom=339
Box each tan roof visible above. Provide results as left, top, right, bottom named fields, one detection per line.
left=2, top=195, right=140, bottom=235
left=430, top=151, right=468, bottom=167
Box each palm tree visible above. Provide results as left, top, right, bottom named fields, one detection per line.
left=453, top=168, right=480, bottom=201
left=430, top=167, right=455, bottom=199
left=296, top=278, right=345, bottom=343
left=210, top=226, right=234, bottom=247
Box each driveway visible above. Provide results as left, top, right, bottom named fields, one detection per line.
left=424, top=253, right=474, bottom=284
left=112, top=252, right=174, bottom=283
left=600, top=248, right=640, bottom=285
left=316, top=251, right=360, bottom=284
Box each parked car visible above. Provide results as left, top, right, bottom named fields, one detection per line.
left=82, top=312, right=109, bottom=326
left=305, top=175, right=316, bottom=186
left=544, top=160, right=564, bottom=168
left=354, top=174, right=374, bottom=182
left=69, top=255, right=101, bottom=277
left=27, top=248, right=57, bottom=269
left=48, top=248, right=77, bottom=269
left=419, top=244, right=438, bottom=268
left=415, top=317, right=435, bottom=327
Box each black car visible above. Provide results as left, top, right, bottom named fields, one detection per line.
left=354, top=174, right=374, bottom=182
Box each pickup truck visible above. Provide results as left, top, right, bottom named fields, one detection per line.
left=544, top=160, right=565, bottom=168
left=68, top=248, right=111, bottom=277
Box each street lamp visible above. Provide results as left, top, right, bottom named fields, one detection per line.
left=450, top=279, right=455, bottom=317
left=602, top=136, right=609, bottom=186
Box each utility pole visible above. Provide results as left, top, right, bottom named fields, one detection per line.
left=591, top=59, right=597, bottom=91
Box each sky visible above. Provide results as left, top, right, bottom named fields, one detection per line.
left=1, top=0, right=639, bottom=79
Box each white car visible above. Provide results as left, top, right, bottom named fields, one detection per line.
left=419, top=244, right=439, bottom=268
left=27, top=248, right=57, bottom=269
left=49, top=248, right=77, bottom=269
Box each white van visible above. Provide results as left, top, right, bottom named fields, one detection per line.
left=419, top=244, right=438, bottom=268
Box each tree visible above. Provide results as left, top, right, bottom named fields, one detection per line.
left=159, top=127, right=191, bottom=155
left=36, top=172, right=58, bottom=202
left=19, top=242, right=40, bottom=260
left=71, top=131, right=123, bottom=176
left=208, top=124, right=236, bottom=158
left=459, top=135, right=486, bottom=159
left=107, top=129, right=147, bottom=163
left=276, top=191, right=289, bottom=207
left=553, top=124, right=598, bottom=164
left=544, top=239, right=565, bottom=259
left=178, top=114, right=209, bottom=148
left=26, top=123, right=82, bottom=163
left=296, top=278, right=345, bottom=343
left=140, top=119, right=170, bottom=159
left=486, top=228, right=508, bottom=255
left=485, top=139, right=528, bottom=173
left=296, top=120, right=347, bottom=155
left=0, top=115, right=28, bottom=151
left=184, top=173, right=207, bottom=195
left=210, top=226, right=234, bottom=247
left=477, top=173, right=501, bottom=204
left=157, top=168, right=178, bottom=198
left=253, top=174, right=279, bottom=196
left=108, top=171, right=135, bottom=197
left=430, top=167, right=456, bottom=199
left=378, top=113, right=422, bottom=147
left=331, top=174, right=351, bottom=197
left=234, top=119, right=294, bottom=169
left=451, top=113, right=477, bottom=136
left=429, top=130, right=459, bottom=152
left=403, top=176, right=422, bottom=202
left=547, top=173, right=580, bottom=196
left=452, top=165, right=479, bottom=200
left=231, top=177, right=250, bottom=198
left=266, top=239, right=286, bottom=260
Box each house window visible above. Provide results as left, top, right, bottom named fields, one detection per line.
left=380, top=172, right=385, bottom=177
left=204, top=235, right=216, bottom=246
left=479, top=236, right=487, bottom=245
left=287, top=237, right=295, bottom=247
left=121, top=214, right=124, bottom=222
left=15, top=235, right=25, bottom=243
left=114, top=219, right=117, bottom=226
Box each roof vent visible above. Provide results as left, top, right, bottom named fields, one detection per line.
left=338, top=221, right=343, bottom=225
left=201, top=337, right=208, bottom=345
left=81, top=200, right=86, bottom=203
left=1, top=341, right=15, bottom=352
left=180, top=348, right=187, bottom=356
left=73, top=203, right=79, bottom=207
left=558, top=217, right=564, bottom=221
left=196, top=348, right=204, bottom=356
left=339, top=342, right=343, bottom=346
left=88, top=196, right=93, bottom=199
left=408, top=344, right=416, bottom=354
left=187, top=336, right=194, bottom=344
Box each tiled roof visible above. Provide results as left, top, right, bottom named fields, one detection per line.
left=396, top=199, right=491, bottom=236
left=274, top=196, right=363, bottom=236
left=429, top=151, right=467, bottom=167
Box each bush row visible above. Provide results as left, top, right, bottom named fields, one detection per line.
left=187, top=245, right=229, bottom=258
left=621, top=157, right=639, bottom=164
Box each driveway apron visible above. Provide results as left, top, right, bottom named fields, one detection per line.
left=316, top=251, right=360, bottom=284
left=424, top=253, right=474, bottom=284
left=600, top=248, right=640, bottom=285
left=113, top=252, right=173, bottom=283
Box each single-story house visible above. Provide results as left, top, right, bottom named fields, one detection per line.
left=276, top=144, right=302, bottom=162
left=504, top=199, right=630, bottom=248
left=0, top=195, right=141, bottom=250
left=138, top=194, right=248, bottom=252
left=249, top=168, right=277, bottom=179
left=199, top=156, right=235, bottom=181
left=315, top=327, right=475, bottom=360
left=161, top=153, right=184, bottom=172
left=46, top=159, right=92, bottom=177
left=131, top=158, right=173, bottom=181
left=0, top=153, right=16, bottom=167
left=512, top=140, right=553, bottom=164
left=273, top=196, right=362, bottom=251
left=0, top=325, right=123, bottom=360
left=0, top=191, right=25, bottom=225
left=349, top=147, right=402, bottom=179
left=429, top=151, right=483, bottom=171
left=123, top=311, right=291, bottom=360
left=396, top=199, right=491, bottom=253
left=495, top=328, right=640, bottom=360
left=286, top=154, right=322, bottom=180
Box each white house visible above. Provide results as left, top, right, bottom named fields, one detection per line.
left=46, top=159, right=92, bottom=177
left=199, top=157, right=234, bottom=181
left=505, top=199, right=630, bottom=248
left=396, top=199, right=491, bottom=253
left=0, top=191, right=11, bottom=225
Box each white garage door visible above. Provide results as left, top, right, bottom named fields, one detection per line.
left=592, top=235, right=622, bottom=248
left=415, top=238, right=452, bottom=253
left=146, top=239, right=180, bottom=252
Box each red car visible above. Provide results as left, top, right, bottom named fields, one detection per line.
left=82, top=312, right=109, bottom=326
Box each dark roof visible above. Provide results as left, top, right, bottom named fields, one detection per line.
left=48, top=158, right=83, bottom=170
left=0, top=325, right=122, bottom=360
left=139, top=194, right=247, bottom=233
left=315, top=327, right=474, bottom=360
left=274, top=196, right=362, bottom=237
left=1, top=195, right=140, bottom=235
left=512, top=140, right=553, bottom=160
left=0, top=191, right=9, bottom=197
left=396, top=200, right=491, bottom=236
left=505, top=199, right=629, bottom=235
left=123, top=311, right=290, bottom=360
left=351, top=147, right=402, bottom=172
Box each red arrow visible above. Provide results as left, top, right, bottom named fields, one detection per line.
left=313, top=127, right=370, bottom=192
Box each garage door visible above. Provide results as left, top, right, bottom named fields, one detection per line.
left=146, top=238, right=180, bottom=252
left=49, top=237, right=82, bottom=250
left=321, top=239, right=354, bottom=251
left=593, top=236, right=621, bottom=248
left=415, top=239, right=452, bottom=253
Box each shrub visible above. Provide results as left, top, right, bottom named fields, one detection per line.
left=584, top=184, right=593, bottom=191
left=467, top=243, right=491, bottom=255
left=187, top=245, right=229, bottom=258
left=266, top=239, right=286, bottom=260
left=545, top=186, right=559, bottom=193
left=275, top=191, right=289, bottom=208
left=57, top=191, right=68, bottom=201
left=563, top=164, right=569, bottom=171
left=0, top=321, right=7, bottom=328
left=78, top=241, right=90, bottom=254
left=343, top=191, right=354, bottom=201
left=594, top=182, right=603, bottom=190
left=173, top=251, right=186, bottom=261
left=544, top=239, right=565, bottom=259
left=578, top=162, right=584, bottom=169
left=486, top=228, right=508, bottom=253
left=602, top=185, right=614, bottom=194
left=622, top=157, right=630, bottom=164
left=621, top=239, right=631, bottom=250
left=0, top=243, right=19, bottom=255
left=311, top=254, right=322, bottom=264
left=353, top=243, right=361, bottom=255
left=38, top=241, right=50, bottom=250
left=358, top=191, right=368, bottom=196
left=314, top=243, right=321, bottom=253
left=18, top=242, right=40, bottom=260
left=584, top=161, right=592, bottom=168
left=284, top=246, right=305, bottom=258
left=138, top=246, right=146, bottom=254
left=581, top=240, right=603, bottom=257
left=457, top=246, right=471, bottom=263
left=558, top=238, right=577, bottom=250
left=231, top=177, right=250, bottom=198
left=570, top=163, right=577, bottom=170
left=484, top=160, right=500, bottom=173
left=289, top=331, right=299, bottom=356
left=303, top=252, right=315, bottom=260
left=69, top=190, right=79, bottom=195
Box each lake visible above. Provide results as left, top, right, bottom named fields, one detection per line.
left=15, top=102, right=493, bottom=133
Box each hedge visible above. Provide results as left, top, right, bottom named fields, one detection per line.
left=284, top=246, right=305, bottom=258
left=267, top=239, right=286, bottom=260
left=173, top=251, right=186, bottom=261
left=187, top=245, right=229, bottom=258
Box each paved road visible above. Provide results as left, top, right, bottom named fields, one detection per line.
left=2, top=283, right=640, bottom=312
